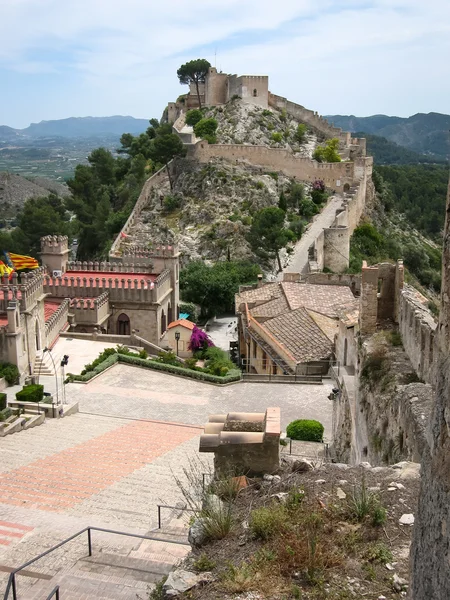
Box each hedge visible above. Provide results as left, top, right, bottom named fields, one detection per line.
left=286, top=419, right=324, bottom=442
left=15, top=384, right=44, bottom=404
left=0, top=393, right=6, bottom=411
left=0, top=363, right=19, bottom=385
left=66, top=353, right=119, bottom=382
left=66, top=352, right=241, bottom=385
left=0, top=407, right=12, bottom=422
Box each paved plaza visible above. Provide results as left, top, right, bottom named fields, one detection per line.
left=0, top=357, right=332, bottom=596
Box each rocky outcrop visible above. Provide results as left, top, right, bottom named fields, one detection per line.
left=410, top=175, right=450, bottom=599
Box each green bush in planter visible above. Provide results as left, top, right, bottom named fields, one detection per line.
left=15, top=384, right=44, bottom=403
left=0, top=362, right=19, bottom=385
left=0, top=392, right=6, bottom=411
left=0, top=407, right=12, bottom=422
left=286, top=419, right=324, bottom=442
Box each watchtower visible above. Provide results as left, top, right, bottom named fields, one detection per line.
left=40, top=235, right=70, bottom=275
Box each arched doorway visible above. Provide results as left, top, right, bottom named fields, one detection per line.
left=343, top=183, right=350, bottom=192
left=343, top=338, right=348, bottom=366
left=160, top=310, right=166, bottom=335
left=117, top=313, right=130, bottom=335
left=167, top=303, right=173, bottom=326
left=35, top=320, right=40, bottom=351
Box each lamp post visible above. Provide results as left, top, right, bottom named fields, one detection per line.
left=43, top=347, right=59, bottom=406
left=175, top=331, right=180, bottom=357
left=60, top=355, right=69, bottom=405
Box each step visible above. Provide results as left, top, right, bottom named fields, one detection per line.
left=83, top=547, right=184, bottom=574
left=22, top=572, right=154, bottom=600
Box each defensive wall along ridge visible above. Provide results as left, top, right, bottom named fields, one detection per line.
left=111, top=91, right=373, bottom=271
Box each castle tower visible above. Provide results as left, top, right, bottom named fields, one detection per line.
left=149, top=245, right=181, bottom=320
left=40, top=235, right=70, bottom=275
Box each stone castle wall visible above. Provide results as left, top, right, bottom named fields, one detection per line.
left=188, top=141, right=358, bottom=189
left=411, top=173, right=450, bottom=600
left=109, top=164, right=170, bottom=259
left=268, top=92, right=349, bottom=143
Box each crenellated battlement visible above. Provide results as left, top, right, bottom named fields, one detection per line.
left=67, top=261, right=153, bottom=273
left=40, top=235, right=69, bottom=254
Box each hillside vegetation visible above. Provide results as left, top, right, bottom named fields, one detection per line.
left=202, top=99, right=317, bottom=154
left=327, top=112, right=450, bottom=158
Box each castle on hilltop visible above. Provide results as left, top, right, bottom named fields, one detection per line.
left=168, top=67, right=269, bottom=122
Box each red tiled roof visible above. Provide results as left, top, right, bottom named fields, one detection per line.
left=51, top=271, right=157, bottom=289
left=167, top=319, right=195, bottom=331
left=0, top=317, right=7, bottom=327
left=44, top=300, right=62, bottom=322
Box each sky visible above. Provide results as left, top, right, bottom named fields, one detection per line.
left=1, top=0, right=449, bottom=128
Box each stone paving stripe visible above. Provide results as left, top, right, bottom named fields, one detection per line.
left=0, top=564, right=52, bottom=580
left=0, top=539, right=11, bottom=546
left=0, top=420, right=198, bottom=513
left=78, top=411, right=204, bottom=429
left=0, top=521, right=34, bottom=531
left=0, top=529, right=24, bottom=538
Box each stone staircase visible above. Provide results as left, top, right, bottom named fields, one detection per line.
left=33, top=354, right=55, bottom=377
left=18, top=518, right=190, bottom=599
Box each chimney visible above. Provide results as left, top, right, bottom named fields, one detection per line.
left=257, top=274, right=263, bottom=288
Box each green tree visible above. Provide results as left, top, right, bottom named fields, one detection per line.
left=17, top=195, right=69, bottom=257
left=313, top=138, right=341, bottom=163
left=278, top=191, right=287, bottom=212
left=180, top=260, right=260, bottom=317
left=185, top=109, right=203, bottom=127
left=248, top=207, right=295, bottom=272
left=177, top=59, right=211, bottom=108
left=149, top=133, right=186, bottom=166
left=194, top=118, right=218, bottom=144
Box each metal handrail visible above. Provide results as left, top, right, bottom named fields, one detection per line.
left=157, top=504, right=196, bottom=529
left=45, top=586, right=59, bottom=600
left=3, top=525, right=190, bottom=600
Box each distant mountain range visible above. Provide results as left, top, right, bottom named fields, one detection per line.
left=0, top=116, right=150, bottom=141
left=326, top=112, right=450, bottom=159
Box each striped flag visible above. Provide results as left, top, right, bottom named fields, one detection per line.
left=4, top=252, right=39, bottom=270
left=0, top=261, right=14, bottom=279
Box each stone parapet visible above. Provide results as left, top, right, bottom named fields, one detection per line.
left=199, top=408, right=281, bottom=476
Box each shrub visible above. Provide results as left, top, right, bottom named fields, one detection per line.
left=262, top=109, right=272, bottom=117
left=360, top=346, right=391, bottom=389
left=193, top=554, right=216, bottom=572
left=16, top=384, right=44, bottom=403
left=296, top=123, right=307, bottom=143
left=313, top=138, right=341, bottom=163
left=347, top=474, right=387, bottom=526
left=189, top=325, right=214, bottom=354
left=250, top=505, right=287, bottom=540
left=204, top=346, right=234, bottom=376
left=389, top=331, right=402, bottom=346
left=0, top=393, right=6, bottom=411
left=138, top=349, right=148, bottom=359
left=185, top=109, right=203, bottom=127
left=184, top=357, right=198, bottom=370
left=0, top=363, right=19, bottom=385
left=162, top=194, right=182, bottom=213
left=271, top=132, right=283, bottom=143
left=155, top=350, right=180, bottom=366
left=286, top=419, right=324, bottom=442
left=194, top=118, right=218, bottom=141
left=66, top=354, right=119, bottom=382
left=0, top=407, right=12, bottom=422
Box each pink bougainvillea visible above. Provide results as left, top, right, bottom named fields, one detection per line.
left=188, top=325, right=214, bottom=353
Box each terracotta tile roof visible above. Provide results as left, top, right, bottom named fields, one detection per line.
left=235, top=283, right=281, bottom=311
left=249, top=296, right=289, bottom=320
left=307, top=310, right=339, bottom=342
left=280, top=282, right=356, bottom=317
left=262, top=307, right=332, bottom=363
left=44, top=301, right=62, bottom=322
left=167, top=319, right=196, bottom=331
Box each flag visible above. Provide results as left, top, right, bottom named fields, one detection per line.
left=4, top=252, right=39, bottom=270
left=0, top=261, right=14, bottom=279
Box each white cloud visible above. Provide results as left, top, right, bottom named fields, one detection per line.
left=1, top=0, right=449, bottom=125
